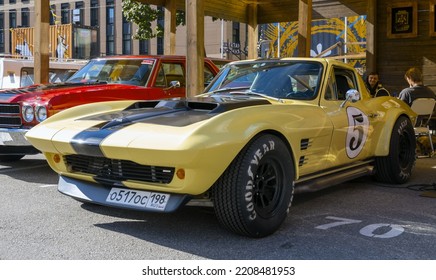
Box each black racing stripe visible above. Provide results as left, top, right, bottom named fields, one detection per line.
left=70, top=97, right=272, bottom=156
left=71, top=127, right=115, bottom=157
left=71, top=104, right=191, bottom=157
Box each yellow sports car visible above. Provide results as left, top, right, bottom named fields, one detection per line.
left=26, top=58, right=417, bottom=237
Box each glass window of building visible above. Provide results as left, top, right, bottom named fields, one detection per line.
left=9, top=9, right=16, bottom=28
left=49, top=5, right=56, bottom=25
left=139, top=40, right=149, bottom=55
left=122, top=15, right=132, bottom=55
left=9, top=0, right=16, bottom=4
left=21, top=8, right=29, bottom=27
left=8, top=9, right=16, bottom=53
left=90, top=0, right=99, bottom=27
left=106, top=0, right=115, bottom=55
left=74, top=1, right=84, bottom=25
left=157, top=7, right=164, bottom=55
left=232, top=22, right=240, bottom=44
left=61, top=3, right=70, bottom=24
left=0, top=12, right=4, bottom=53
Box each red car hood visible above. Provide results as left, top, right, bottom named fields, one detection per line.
left=0, top=82, right=142, bottom=103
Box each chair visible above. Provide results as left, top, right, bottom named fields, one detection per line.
left=411, top=98, right=436, bottom=157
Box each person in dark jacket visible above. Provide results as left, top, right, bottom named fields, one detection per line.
left=398, top=67, right=436, bottom=106
left=365, top=71, right=389, bottom=97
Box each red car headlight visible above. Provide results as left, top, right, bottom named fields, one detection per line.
left=22, top=105, right=34, bottom=123
left=35, top=106, right=48, bottom=123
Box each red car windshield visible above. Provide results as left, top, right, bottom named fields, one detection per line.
left=67, top=58, right=155, bottom=86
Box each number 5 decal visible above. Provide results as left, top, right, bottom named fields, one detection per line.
left=346, top=107, right=369, bottom=158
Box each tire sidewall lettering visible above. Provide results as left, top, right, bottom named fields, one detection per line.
left=245, top=139, right=276, bottom=221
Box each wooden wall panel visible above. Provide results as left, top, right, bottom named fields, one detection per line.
left=376, top=0, right=436, bottom=95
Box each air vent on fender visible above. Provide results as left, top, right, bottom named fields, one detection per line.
left=300, top=138, right=312, bottom=150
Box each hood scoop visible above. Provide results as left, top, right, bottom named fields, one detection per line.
left=82, top=97, right=271, bottom=130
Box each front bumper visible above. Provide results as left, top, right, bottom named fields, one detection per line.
left=0, top=128, right=39, bottom=155
left=58, top=175, right=192, bottom=213
left=0, top=128, right=32, bottom=146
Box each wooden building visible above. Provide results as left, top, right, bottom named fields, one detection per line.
left=33, top=0, right=436, bottom=96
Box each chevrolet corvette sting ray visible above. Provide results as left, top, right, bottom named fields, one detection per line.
left=25, top=58, right=417, bottom=237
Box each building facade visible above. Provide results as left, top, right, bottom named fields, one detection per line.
left=0, top=0, right=248, bottom=59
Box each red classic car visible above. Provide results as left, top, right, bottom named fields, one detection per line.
left=0, top=55, right=220, bottom=161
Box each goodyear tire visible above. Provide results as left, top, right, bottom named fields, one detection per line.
left=375, top=116, right=416, bottom=184
left=212, top=134, right=294, bottom=237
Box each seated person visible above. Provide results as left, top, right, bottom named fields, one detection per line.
left=365, top=71, right=389, bottom=97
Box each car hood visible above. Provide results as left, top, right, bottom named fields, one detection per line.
left=27, top=96, right=272, bottom=157
left=0, top=82, right=141, bottom=103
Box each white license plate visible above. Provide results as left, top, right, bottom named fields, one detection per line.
left=106, top=187, right=170, bottom=211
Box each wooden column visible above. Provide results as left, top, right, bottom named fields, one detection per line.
left=297, top=0, right=312, bottom=57
left=164, top=0, right=177, bottom=55
left=34, top=0, right=50, bottom=84
left=366, top=0, right=377, bottom=72
left=186, top=0, right=204, bottom=97
left=247, top=4, right=258, bottom=59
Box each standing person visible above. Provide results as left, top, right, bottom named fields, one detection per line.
left=398, top=67, right=436, bottom=106
left=365, top=71, right=389, bottom=97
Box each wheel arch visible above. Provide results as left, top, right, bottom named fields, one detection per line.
left=246, top=129, right=297, bottom=180
left=374, top=112, right=414, bottom=156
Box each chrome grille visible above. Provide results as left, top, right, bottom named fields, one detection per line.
left=0, top=104, right=22, bottom=127
left=0, top=104, right=20, bottom=114
left=64, top=154, right=175, bottom=184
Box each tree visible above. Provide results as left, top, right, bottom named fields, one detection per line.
left=122, top=0, right=185, bottom=40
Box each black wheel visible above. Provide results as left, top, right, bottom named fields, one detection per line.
left=374, top=116, right=416, bottom=184
left=212, top=134, right=294, bottom=237
left=0, top=155, right=25, bottom=162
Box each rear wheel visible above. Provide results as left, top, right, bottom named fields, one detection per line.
left=375, top=116, right=416, bottom=183
left=212, top=134, right=294, bottom=237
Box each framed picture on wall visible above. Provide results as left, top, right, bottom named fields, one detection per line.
left=430, top=0, right=436, bottom=36
left=387, top=1, right=418, bottom=39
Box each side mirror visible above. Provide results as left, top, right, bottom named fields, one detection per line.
left=340, top=89, right=361, bottom=108
left=167, top=80, right=181, bottom=89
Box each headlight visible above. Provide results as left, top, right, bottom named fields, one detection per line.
left=22, top=105, right=34, bottom=122
left=35, top=106, right=48, bottom=122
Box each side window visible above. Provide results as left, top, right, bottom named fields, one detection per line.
left=159, top=62, right=185, bottom=87
left=20, top=68, right=34, bottom=87
left=333, top=68, right=357, bottom=101
left=155, top=66, right=166, bottom=87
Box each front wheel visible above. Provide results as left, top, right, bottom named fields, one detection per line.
left=212, top=134, right=294, bottom=238
left=374, top=116, right=416, bottom=184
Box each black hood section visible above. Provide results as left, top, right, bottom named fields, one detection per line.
left=71, top=96, right=271, bottom=157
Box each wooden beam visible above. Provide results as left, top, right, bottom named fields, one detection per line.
left=297, top=0, right=312, bottom=57
left=247, top=4, right=258, bottom=59
left=164, top=0, right=177, bottom=55
left=186, top=0, right=204, bottom=97
left=366, top=0, right=376, bottom=73
left=34, top=0, right=50, bottom=84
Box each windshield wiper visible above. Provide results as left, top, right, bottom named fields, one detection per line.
left=209, top=86, right=250, bottom=94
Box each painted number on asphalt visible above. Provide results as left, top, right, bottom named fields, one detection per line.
left=315, top=216, right=405, bottom=239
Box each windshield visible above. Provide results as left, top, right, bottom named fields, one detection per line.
left=204, top=61, right=323, bottom=100
left=66, top=58, right=154, bottom=86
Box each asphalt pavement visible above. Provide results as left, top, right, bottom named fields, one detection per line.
left=0, top=154, right=435, bottom=260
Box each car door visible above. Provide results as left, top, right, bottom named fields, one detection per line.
left=319, top=66, right=375, bottom=169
